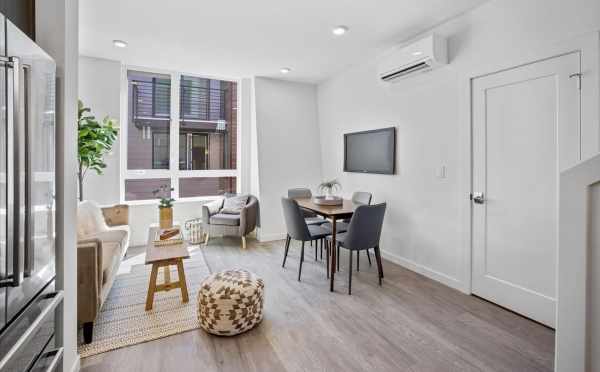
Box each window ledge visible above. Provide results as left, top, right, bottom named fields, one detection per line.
left=121, top=195, right=223, bottom=207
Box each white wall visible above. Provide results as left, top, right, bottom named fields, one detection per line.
left=317, top=0, right=600, bottom=292
left=253, top=77, right=322, bottom=241
left=36, top=1, right=80, bottom=371
left=78, top=56, right=121, bottom=204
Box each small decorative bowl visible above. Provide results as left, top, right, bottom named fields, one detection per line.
left=312, top=195, right=343, bottom=206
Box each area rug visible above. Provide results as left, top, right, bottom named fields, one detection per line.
left=78, top=244, right=210, bottom=358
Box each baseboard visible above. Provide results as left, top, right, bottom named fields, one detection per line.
left=257, top=231, right=286, bottom=242
left=380, top=249, right=465, bottom=292
left=69, top=355, right=81, bottom=372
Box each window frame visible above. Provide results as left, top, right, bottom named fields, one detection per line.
left=119, top=65, right=241, bottom=205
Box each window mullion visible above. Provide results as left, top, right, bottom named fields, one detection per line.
left=170, top=72, right=181, bottom=199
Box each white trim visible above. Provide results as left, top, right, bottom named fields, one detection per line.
left=380, top=249, right=465, bottom=292
left=458, top=31, right=600, bottom=299
left=69, top=356, right=81, bottom=372
left=257, top=231, right=287, bottom=242
left=119, top=65, right=242, bottom=203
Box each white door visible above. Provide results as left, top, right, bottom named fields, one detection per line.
left=472, top=52, right=581, bottom=328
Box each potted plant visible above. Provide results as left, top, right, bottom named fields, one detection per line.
left=153, top=185, right=175, bottom=229
left=77, top=100, right=118, bottom=201
left=318, top=179, right=342, bottom=200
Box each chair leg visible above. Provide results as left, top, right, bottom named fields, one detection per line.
left=298, top=241, right=305, bottom=281
left=374, top=245, right=384, bottom=285
left=325, top=240, right=329, bottom=279
left=337, top=245, right=340, bottom=272
left=204, top=232, right=210, bottom=245
left=241, top=236, right=247, bottom=249
left=314, top=240, right=318, bottom=261
left=282, top=235, right=291, bottom=268
left=348, top=250, right=353, bottom=295
left=83, top=322, right=94, bottom=344
left=320, top=239, right=323, bottom=260
left=366, top=249, right=372, bottom=266
left=357, top=249, right=360, bottom=272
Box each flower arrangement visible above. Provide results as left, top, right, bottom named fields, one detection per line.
left=153, top=185, right=175, bottom=229
left=318, top=179, right=342, bottom=199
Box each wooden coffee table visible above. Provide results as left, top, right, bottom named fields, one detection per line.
left=145, top=226, right=190, bottom=311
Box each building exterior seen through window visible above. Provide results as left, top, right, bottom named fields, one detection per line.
left=124, top=70, right=238, bottom=201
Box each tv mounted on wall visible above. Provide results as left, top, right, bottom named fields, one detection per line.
left=344, top=127, right=396, bottom=174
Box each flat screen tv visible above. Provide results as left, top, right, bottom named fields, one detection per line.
left=344, top=127, right=396, bottom=174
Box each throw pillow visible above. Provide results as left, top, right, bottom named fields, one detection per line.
left=221, top=194, right=249, bottom=214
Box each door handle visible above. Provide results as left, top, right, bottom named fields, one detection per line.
left=0, top=56, right=23, bottom=287
left=472, top=192, right=485, bottom=204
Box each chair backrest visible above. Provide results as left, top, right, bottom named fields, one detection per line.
left=288, top=188, right=312, bottom=199
left=352, top=191, right=372, bottom=205
left=343, top=203, right=386, bottom=250
left=281, top=197, right=311, bottom=241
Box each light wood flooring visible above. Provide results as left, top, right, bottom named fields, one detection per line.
left=81, top=238, right=554, bottom=372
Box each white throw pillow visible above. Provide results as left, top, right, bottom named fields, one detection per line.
left=220, top=195, right=248, bottom=214
left=77, top=200, right=109, bottom=239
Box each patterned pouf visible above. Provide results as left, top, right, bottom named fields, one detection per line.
left=197, top=269, right=264, bottom=336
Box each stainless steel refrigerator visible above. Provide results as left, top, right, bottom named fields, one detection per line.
left=0, top=14, right=63, bottom=372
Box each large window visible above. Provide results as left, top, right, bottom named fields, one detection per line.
left=123, top=69, right=239, bottom=202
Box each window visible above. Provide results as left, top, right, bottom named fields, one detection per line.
left=123, top=69, right=239, bottom=202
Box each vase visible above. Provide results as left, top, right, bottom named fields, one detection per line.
left=159, top=207, right=173, bottom=229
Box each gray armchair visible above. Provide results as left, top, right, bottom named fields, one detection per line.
left=202, top=194, right=259, bottom=249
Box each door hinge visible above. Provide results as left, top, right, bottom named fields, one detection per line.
left=569, top=72, right=582, bottom=90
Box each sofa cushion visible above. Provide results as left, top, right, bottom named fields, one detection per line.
left=210, top=213, right=241, bottom=226
left=78, top=200, right=109, bottom=239
left=221, top=195, right=248, bottom=214
left=84, top=229, right=129, bottom=285
left=101, top=240, right=121, bottom=284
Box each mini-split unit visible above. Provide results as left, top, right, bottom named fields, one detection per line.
left=378, top=34, right=448, bottom=82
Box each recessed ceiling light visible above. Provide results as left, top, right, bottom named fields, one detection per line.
left=280, top=67, right=291, bottom=74
left=113, top=39, right=128, bottom=48
left=332, top=25, right=349, bottom=36
left=412, top=51, right=423, bottom=56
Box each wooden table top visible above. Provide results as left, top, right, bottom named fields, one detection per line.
left=145, top=226, right=190, bottom=264
left=295, top=197, right=357, bottom=218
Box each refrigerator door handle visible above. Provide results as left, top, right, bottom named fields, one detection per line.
left=0, top=55, right=23, bottom=287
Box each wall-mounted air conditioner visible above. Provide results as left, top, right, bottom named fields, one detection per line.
left=378, top=34, right=448, bottom=82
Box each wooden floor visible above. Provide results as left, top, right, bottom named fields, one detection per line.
left=81, top=238, right=554, bottom=372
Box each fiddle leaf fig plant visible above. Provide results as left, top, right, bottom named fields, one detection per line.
left=77, top=100, right=119, bottom=201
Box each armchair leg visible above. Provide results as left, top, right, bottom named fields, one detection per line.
left=241, top=236, right=247, bottom=249
left=204, top=232, right=210, bottom=245
left=83, top=322, right=94, bottom=344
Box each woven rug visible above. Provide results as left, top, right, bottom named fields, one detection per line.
left=78, top=244, right=210, bottom=358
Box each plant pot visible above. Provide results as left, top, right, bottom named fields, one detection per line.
left=159, top=207, right=173, bottom=229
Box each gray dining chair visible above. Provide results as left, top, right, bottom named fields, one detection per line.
left=327, top=203, right=386, bottom=294
left=287, top=188, right=326, bottom=226
left=323, top=191, right=373, bottom=270
left=281, top=197, right=332, bottom=281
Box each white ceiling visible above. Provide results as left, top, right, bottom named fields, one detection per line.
left=79, top=0, right=487, bottom=83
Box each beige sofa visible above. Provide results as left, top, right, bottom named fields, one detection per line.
left=77, top=201, right=130, bottom=344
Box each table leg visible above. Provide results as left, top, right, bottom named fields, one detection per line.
left=145, top=263, right=159, bottom=311
left=176, top=259, right=189, bottom=303
left=330, top=216, right=336, bottom=292
left=163, top=265, right=171, bottom=288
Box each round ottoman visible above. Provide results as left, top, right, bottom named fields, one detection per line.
left=197, top=269, right=264, bottom=336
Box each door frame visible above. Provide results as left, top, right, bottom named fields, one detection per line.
left=458, top=32, right=600, bottom=297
